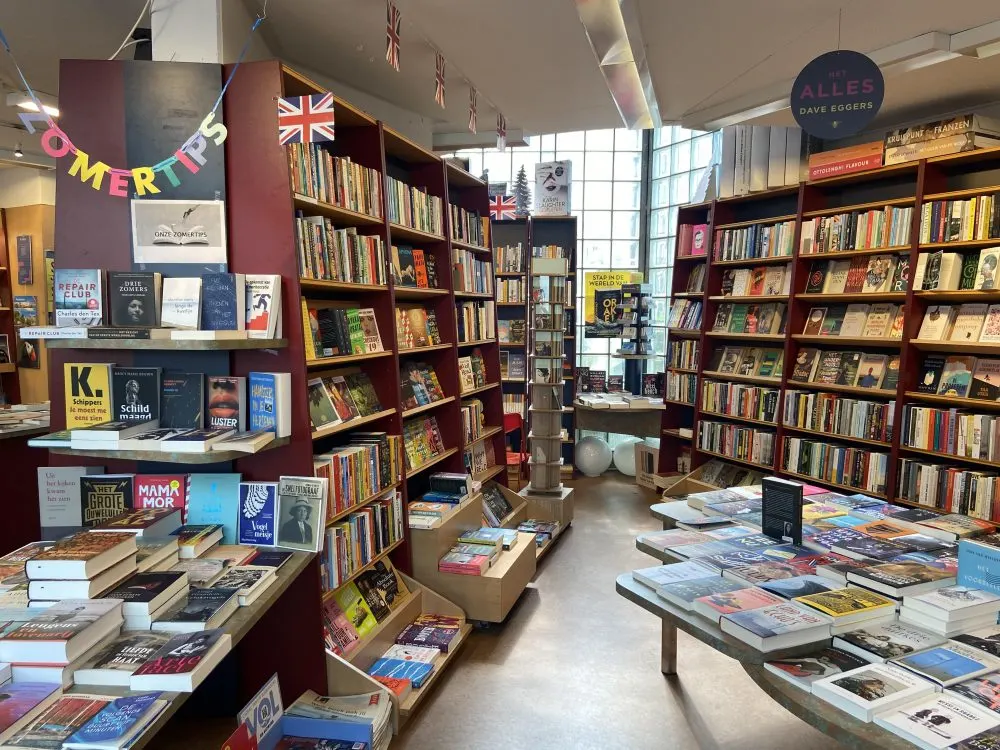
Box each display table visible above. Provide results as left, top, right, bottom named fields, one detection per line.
left=573, top=401, right=664, bottom=439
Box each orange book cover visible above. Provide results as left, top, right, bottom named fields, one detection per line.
left=412, top=249, right=429, bottom=289
left=808, top=141, right=883, bottom=168
left=33, top=531, right=134, bottom=561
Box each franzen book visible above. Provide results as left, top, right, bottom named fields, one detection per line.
left=206, top=376, right=247, bottom=432
left=80, top=475, right=135, bottom=528
left=248, top=372, right=291, bottom=438
left=111, top=367, right=161, bottom=425
left=64, top=363, right=113, bottom=428
left=54, top=269, right=104, bottom=327
left=0, top=599, right=124, bottom=665
left=237, top=482, right=278, bottom=546
left=160, top=373, right=204, bottom=429
left=160, top=277, right=201, bottom=329
left=130, top=629, right=232, bottom=692
left=63, top=692, right=166, bottom=750
left=107, top=272, right=161, bottom=328
left=26, top=531, right=137, bottom=580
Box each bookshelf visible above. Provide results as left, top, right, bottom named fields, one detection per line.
left=658, top=145, right=1000, bottom=519
left=494, top=217, right=530, bottom=466
left=0, top=213, right=18, bottom=405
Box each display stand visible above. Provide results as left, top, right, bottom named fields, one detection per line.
left=494, top=218, right=530, bottom=471
left=519, top=249, right=575, bottom=540
left=614, top=282, right=656, bottom=394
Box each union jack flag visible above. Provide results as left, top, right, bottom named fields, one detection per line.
left=489, top=194, right=516, bottom=221
left=434, top=52, right=446, bottom=108
left=277, top=93, right=336, bottom=145
left=468, top=87, right=477, bottom=134
left=386, top=1, right=401, bottom=72
left=497, top=113, right=507, bottom=151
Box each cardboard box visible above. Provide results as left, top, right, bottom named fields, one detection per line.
left=635, top=441, right=660, bottom=490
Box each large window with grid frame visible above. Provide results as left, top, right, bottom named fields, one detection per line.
left=648, top=127, right=719, bottom=374
left=448, top=128, right=643, bottom=380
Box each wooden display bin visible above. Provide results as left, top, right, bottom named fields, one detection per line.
left=527, top=457, right=563, bottom=491
left=529, top=432, right=562, bottom=464
left=325, top=572, right=472, bottom=725
left=530, top=382, right=563, bottom=409
left=409, top=495, right=537, bottom=623
left=519, top=485, right=575, bottom=529
left=527, top=406, right=562, bottom=434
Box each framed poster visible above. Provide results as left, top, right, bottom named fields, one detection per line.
left=15, top=235, right=31, bottom=284
left=130, top=199, right=228, bottom=266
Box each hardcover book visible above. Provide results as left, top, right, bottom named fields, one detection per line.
left=834, top=621, right=945, bottom=663
left=0, top=683, right=61, bottom=735
left=248, top=372, right=291, bottom=438
left=794, top=587, right=897, bottom=620
left=160, top=373, right=204, bottom=429
left=205, top=376, right=247, bottom=432
left=111, top=367, right=161, bottom=425
left=107, top=272, right=160, bottom=328
left=130, top=629, right=229, bottom=686
left=199, top=272, right=245, bottom=331
left=54, top=269, right=104, bottom=327
left=81, top=475, right=135, bottom=527
left=891, top=641, right=1000, bottom=687
left=875, top=694, right=1000, bottom=749
left=64, top=363, right=113, bottom=429
left=917, top=355, right=948, bottom=394
left=135, top=475, right=186, bottom=515
left=812, top=662, right=936, bottom=721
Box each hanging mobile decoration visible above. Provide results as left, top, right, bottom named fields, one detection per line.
left=434, top=52, right=446, bottom=108
left=497, top=113, right=507, bottom=151
left=468, top=87, right=477, bottom=134
left=386, top=1, right=401, bottom=72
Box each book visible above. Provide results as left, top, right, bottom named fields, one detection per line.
left=74, top=631, right=171, bottom=686
left=237, top=482, right=278, bottom=546
left=811, top=662, right=937, bottom=721
left=64, top=363, right=113, bottom=429
left=103, top=571, right=188, bottom=618
left=840, top=304, right=869, bottom=337
left=160, top=277, right=202, bottom=329
left=36, top=466, right=103, bottom=539
left=892, top=641, right=1000, bottom=687
left=248, top=372, right=292, bottom=438
left=937, top=356, right=977, bottom=398
left=307, top=378, right=340, bottom=430
left=951, top=304, right=989, bottom=342
left=834, top=621, right=945, bottom=663
left=63, top=692, right=166, bottom=750
left=134, top=475, right=186, bottom=516
left=245, top=274, right=282, bottom=338
left=110, top=367, right=161, bottom=425
left=719, top=602, right=832, bottom=651
left=875, top=694, right=1000, bottom=749
left=630, top=561, right=715, bottom=589
left=853, top=354, right=887, bottom=389
left=802, top=308, right=826, bottom=336
left=160, top=373, right=204, bottom=429
left=905, top=586, right=1000, bottom=621
left=3, top=694, right=111, bottom=749
left=982, top=304, right=1000, bottom=343
left=187, top=474, right=242, bottom=545
left=171, top=524, right=224, bottom=559
left=0, top=599, right=124, bottom=665
left=655, top=577, right=747, bottom=610
left=790, top=348, right=821, bottom=382
left=917, top=355, right=948, bottom=394
left=794, top=587, right=897, bottom=624
left=153, top=587, right=240, bottom=632
left=0, top=683, right=62, bottom=739
left=368, top=657, right=434, bottom=689
left=130, top=629, right=231, bottom=692
left=54, top=269, right=104, bottom=327
left=978, top=249, right=1000, bottom=290
left=969, top=358, right=1000, bottom=401
left=211, top=566, right=275, bottom=606
left=107, top=272, right=161, bottom=328
left=27, top=531, right=137, bottom=580
left=862, top=255, right=895, bottom=293
left=205, top=376, right=247, bottom=432
left=918, top=305, right=956, bottom=340
left=93, top=507, right=181, bottom=538
left=764, top=647, right=868, bottom=691
left=692, top=586, right=784, bottom=623
left=847, top=562, right=955, bottom=598
left=199, top=272, right=246, bottom=332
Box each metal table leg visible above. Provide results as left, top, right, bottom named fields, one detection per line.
left=661, top=620, right=677, bottom=675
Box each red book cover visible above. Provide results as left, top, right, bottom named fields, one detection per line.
left=412, top=250, right=429, bottom=289
left=0, top=684, right=60, bottom=733
left=135, top=475, right=187, bottom=514
left=807, top=153, right=883, bottom=181
left=677, top=225, right=694, bottom=257
left=691, top=224, right=708, bottom=256
left=132, top=629, right=224, bottom=676
left=844, top=257, right=868, bottom=293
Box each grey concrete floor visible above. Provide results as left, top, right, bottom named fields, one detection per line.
left=395, top=474, right=846, bottom=750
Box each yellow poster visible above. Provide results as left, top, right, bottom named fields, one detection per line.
left=584, top=270, right=643, bottom=337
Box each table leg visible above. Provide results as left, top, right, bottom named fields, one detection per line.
left=661, top=620, right=677, bottom=675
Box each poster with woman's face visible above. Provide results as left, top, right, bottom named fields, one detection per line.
left=534, top=160, right=571, bottom=216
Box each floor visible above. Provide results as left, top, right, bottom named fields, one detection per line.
left=395, top=474, right=846, bottom=750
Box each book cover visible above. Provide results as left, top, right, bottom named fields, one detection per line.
left=111, top=367, right=161, bottom=425
left=980, top=304, right=1000, bottom=343
left=0, top=683, right=61, bottom=733
left=836, top=621, right=945, bottom=661
left=969, top=358, right=1000, bottom=401
left=65, top=692, right=163, bottom=747
left=937, top=356, right=977, bottom=398
left=200, top=273, right=242, bottom=331
left=804, top=262, right=827, bottom=294
left=80, top=475, right=135, bottom=527
left=722, top=602, right=830, bottom=638
left=107, top=272, right=160, bottom=329
left=656, top=577, right=747, bottom=607
left=815, top=351, right=843, bottom=384
left=160, top=277, right=202, bottom=330
left=160, top=373, right=204, bottom=429
left=765, top=648, right=867, bottom=688
left=205, top=376, right=247, bottom=432
left=394, top=623, right=460, bottom=653
left=4, top=599, right=122, bottom=642
left=819, top=306, right=846, bottom=336
left=157, top=588, right=237, bottom=624
left=245, top=275, right=280, bottom=338
left=105, top=572, right=185, bottom=604
left=6, top=695, right=110, bottom=748
left=795, top=587, right=896, bottom=618
left=332, top=584, right=377, bottom=639
left=694, top=587, right=784, bottom=618
left=368, top=657, right=434, bottom=688
left=132, top=629, right=226, bottom=677
left=862, top=304, right=895, bottom=338
left=854, top=354, right=887, bottom=389
left=862, top=255, right=895, bottom=293
left=892, top=642, right=1000, bottom=686
left=876, top=694, right=1000, bottom=747
left=357, top=308, right=383, bottom=353
left=918, top=305, right=955, bottom=340
left=791, top=348, right=820, bottom=382
left=37, top=466, right=102, bottom=536
left=802, top=308, right=826, bottom=336
left=64, top=363, right=113, bottom=429
left=54, top=269, right=103, bottom=327
left=951, top=303, right=989, bottom=342
left=978, top=249, right=1000, bottom=290
left=187, top=474, right=242, bottom=545
left=237, top=482, right=278, bottom=546
left=835, top=351, right=862, bottom=386
left=917, top=355, right=948, bottom=394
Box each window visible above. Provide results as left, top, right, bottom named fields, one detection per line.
left=647, top=127, right=718, bottom=374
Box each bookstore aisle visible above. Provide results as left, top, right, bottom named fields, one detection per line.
left=394, top=475, right=841, bottom=750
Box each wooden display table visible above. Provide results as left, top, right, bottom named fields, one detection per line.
left=574, top=401, right=664, bottom=439
left=615, top=574, right=913, bottom=750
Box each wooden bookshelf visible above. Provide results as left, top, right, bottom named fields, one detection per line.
left=45, top=337, right=288, bottom=350
left=493, top=217, right=530, bottom=461
left=51, top=438, right=291, bottom=464
left=310, top=408, right=397, bottom=440
left=401, top=396, right=456, bottom=419
left=904, top=390, right=1000, bottom=411
left=781, top=424, right=892, bottom=448
left=791, top=335, right=902, bottom=348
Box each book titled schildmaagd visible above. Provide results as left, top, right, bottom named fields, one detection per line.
left=111, top=367, right=161, bottom=425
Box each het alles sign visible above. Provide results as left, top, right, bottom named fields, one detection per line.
left=791, top=50, right=884, bottom=140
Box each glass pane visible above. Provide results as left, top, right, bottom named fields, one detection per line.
left=541, top=134, right=556, bottom=150
left=650, top=298, right=668, bottom=325
left=586, top=129, right=615, bottom=151
left=584, top=181, right=613, bottom=210
left=611, top=239, right=640, bottom=267
left=667, top=209, right=678, bottom=237
left=616, top=128, right=642, bottom=151
left=649, top=238, right=672, bottom=267
left=650, top=208, right=670, bottom=238
left=614, top=151, right=642, bottom=180
left=554, top=153, right=583, bottom=182
left=670, top=173, right=690, bottom=204
left=613, top=181, right=641, bottom=210
left=582, top=240, right=611, bottom=267
left=483, top=151, right=513, bottom=183
left=581, top=354, right=610, bottom=372
left=584, top=210, right=612, bottom=239
left=650, top=328, right=667, bottom=357
left=651, top=149, right=669, bottom=179
left=671, top=142, right=691, bottom=173
left=571, top=183, right=584, bottom=212
left=582, top=336, right=609, bottom=354
left=650, top=268, right=669, bottom=297
left=572, top=210, right=585, bottom=237
left=650, top=178, right=669, bottom=209
left=608, top=356, right=626, bottom=377
left=557, top=131, right=586, bottom=150
left=693, top=134, right=714, bottom=169
left=674, top=126, right=693, bottom=142
left=612, top=211, right=640, bottom=241
left=584, top=151, right=613, bottom=181
left=653, top=126, right=672, bottom=148
left=464, top=151, right=483, bottom=178
left=539, top=151, right=555, bottom=164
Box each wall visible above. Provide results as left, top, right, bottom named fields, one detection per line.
left=0, top=169, right=55, bottom=208
left=5, top=205, right=53, bottom=403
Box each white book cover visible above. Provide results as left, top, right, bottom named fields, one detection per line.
left=912, top=254, right=930, bottom=291
left=811, top=662, right=936, bottom=721
left=784, top=128, right=803, bottom=185
left=939, top=252, right=964, bottom=291
left=861, top=256, right=897, bottom=294
left=534, top=160, right=571, bottom=216
left=632, top=561, right=716, bottom=589
left=874, top=694, right=1000, bottom=749
left=245, top=274, right=282, bottom=339
left=862, top=304, right=896, bottom=338
left=833, top=621, right=945, bottom=663
left=160, top=278, right=202, bottom=330
left=749, top=126, right=770, bottom=192
left=822, top=260, right=852, bottom=294
left=917, top=306, right=955, bottom=341
left=732, top=269, right=750, bottom=296
left=767, top=127, right=787, bottom=189
left=976, top=248, right=1000, bottom=291
left=734, top=125, right=750, bottom=196
left=840, top=304, right=870, bottom=338
left=890, top=641, right=1000, bottom=687
left=949, top=303, right=989, bottom=342
left=979, top=304, right=1000, bottom=343
left=905, top=587, right=1000, bottom=618
left=37, top=466, right=104, bottom=535
left=720, top=126, right=737, bottom=198
left=381, top=644, right=440, bottom=663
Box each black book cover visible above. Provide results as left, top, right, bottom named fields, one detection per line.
left=395, top=246, right=417, bottom=286
left=917, top=355, right=947, bottom=394
left=762, top=477, right=803, bottom=545
left=354, top=572, right=391, bottom=621
left=161, top=373, right=204, bottom=429
left=334, top=309, right=351, bottom=353
left=641, top=373, right=664, bottom=397
left=804, top=262, right=827, bottom=294
left=81, top=475, right=135, bottom=527
left=249, top=549, right=292, bottom=568
left=345, top=372, right=382, bottom=416
left=314, top=308, right=342, bottom=356
left=111, top=367, right=162, bottom=424
left=588, top=370, right=607, bottom=393
left=133, top=629, right=224, bottom=675
left=107, top=272, right=159, bottom=327
left=107, top=572, right=185, bottom=602
left=160, top=588, right=237, bottom=622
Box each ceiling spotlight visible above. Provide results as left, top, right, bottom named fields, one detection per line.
left=13, top=145, right=23, bottom=159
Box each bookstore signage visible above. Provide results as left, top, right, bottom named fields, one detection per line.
left=791, top=49, right=884, bottom=139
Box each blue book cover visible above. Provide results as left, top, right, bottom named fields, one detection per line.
left=238, top=482, right=278, bottom=546
left=368, top=657, right=433, bottom=688
left=958, top=539, right=1000, bottom=594
left=200, top=273, right=239, bottom=330
left=65, top=692, right=162, bottom=746
left=187, top=473, right=242, bottom=544
left=248, top=372, right=277, bottom=434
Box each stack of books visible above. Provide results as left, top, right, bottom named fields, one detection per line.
left=24, top=531, right=138, bottom=607
left=899, top=586, right=1000, bottom=637
left=322, top=560, right=411, bottom=656
left=365, top=613, right=464, bottom=698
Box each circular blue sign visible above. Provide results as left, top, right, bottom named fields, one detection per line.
left=791, top=50, right=884, bottom=140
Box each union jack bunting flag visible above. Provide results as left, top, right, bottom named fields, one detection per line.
left=468, top=87, right=477, bottom=134
left=277, top=93, right=336, bottom=145
left=497, top=113, right=507, bottom=151
left=386, top=1, right=401, bottom=71
left=489, top=194, right=516, bottom=221
left=434, top=53, right=446, bottom=108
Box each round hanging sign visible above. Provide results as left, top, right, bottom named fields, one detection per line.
left=790, top=49, right=884, bottom=140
